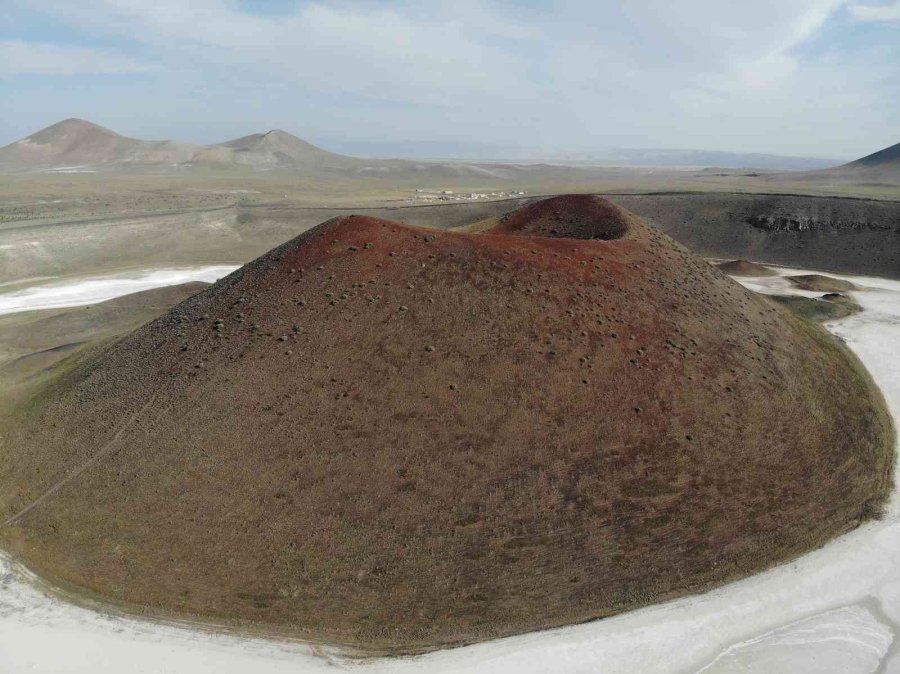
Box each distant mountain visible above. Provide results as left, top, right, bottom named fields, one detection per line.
left=589, top=147, right=841, bottom=171
left=0, top=119, right=359, bottom=171
left=0, top=119, right=196, bottom=168
left=0, top=119, right=577, bottom=184
left=325, top=139, right=842, bottom=171
left=191, top=129, right=358, bottom=169
left=1, top=119, right=845, bottom=173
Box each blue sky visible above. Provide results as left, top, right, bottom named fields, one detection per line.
left=1, top=0, right=898, bottom=158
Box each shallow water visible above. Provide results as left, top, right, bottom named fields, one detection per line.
left=1, top=264, right=899, bottom=673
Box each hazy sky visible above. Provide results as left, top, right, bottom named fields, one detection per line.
left=1, top=0, right=898, bottom=157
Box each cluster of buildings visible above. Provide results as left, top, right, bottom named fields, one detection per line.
left=413, top=189, right=526, bottom=203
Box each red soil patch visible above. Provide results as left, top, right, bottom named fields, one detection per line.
left=488, top=193, right=632, bottom=240
left=0, top=196, right=893, bottom=653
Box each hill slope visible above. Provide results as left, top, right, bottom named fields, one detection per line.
left=0, top=196, right=893, bottom=652
left=847, top=141, right=900, bottom=168
left=0, top=119, right=528, bottom=177
left=191, top=129, right=361, bottom=169
left=804, top=140, right=900, bottom=186
left=0, top=119, right=358, bottom=171
left=0, top=118, right=196, bottom=168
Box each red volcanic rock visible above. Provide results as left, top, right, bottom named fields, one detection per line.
left=488, top=193, right=631, bottom=240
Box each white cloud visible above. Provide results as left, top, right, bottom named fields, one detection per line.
left=850, top=1, right=900, bottom=21
left=29, top=0, right=850, bottom=104
left=0, top=39, right=156, bottom=76
left=601, top=0, right=845, bottom=86
left=4, top=0, right=896, bottom=156
left=24, top=0, right=535, bottom=107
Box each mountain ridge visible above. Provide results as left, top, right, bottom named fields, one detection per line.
left=0, top=118, right=352, bottom=170
left=4, top=118, right=888, bottom=173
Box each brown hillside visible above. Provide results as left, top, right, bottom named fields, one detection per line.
left=193, top=129, right=359, bottom=169
left=0, top=196, right=893, bottom=653
left=0, top=118, right=196, bottom=168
